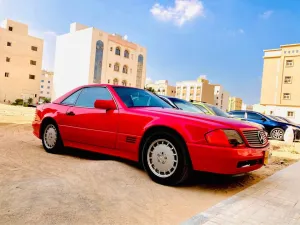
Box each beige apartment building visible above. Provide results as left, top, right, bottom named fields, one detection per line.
left=0, top=19, right=43, bottom=104
left=261, top=44, right=300, bottom=123
left=146, top=80, right=176, bottom=97
left=176, top=77, right=215, bottom=104
left=40, top=70, right=54, bottom=100
left=228, top=97, right=243, bottom=111
left=53, top=22, right=147, bottom=99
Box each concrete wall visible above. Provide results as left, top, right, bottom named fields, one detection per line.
left=53, top=28, right=93, bottom=99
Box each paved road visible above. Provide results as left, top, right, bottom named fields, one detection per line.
left=183, top=161, right=300, bottom=225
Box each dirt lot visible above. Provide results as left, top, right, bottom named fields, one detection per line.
left=0, top=104, right=300, bottom=224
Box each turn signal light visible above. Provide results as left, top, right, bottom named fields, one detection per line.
left=205, top=129, right=244, bottom=147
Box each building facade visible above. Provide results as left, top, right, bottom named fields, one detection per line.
left=53, top=22, right=147, bottom=99
left=40, top=70, right=54, bottom=100
left=228, top=97, right=243, bottom=111
left=261, top=44, right=300, bottom=123
left=146, top=80, right=176, bottom=97
left=175, top=77, right=215, bottom=104
left=0, top=19, right=43, bottom=104
left=213, top=85, right=229, bottom=111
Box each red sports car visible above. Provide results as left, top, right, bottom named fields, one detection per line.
left=33, top=85, right=270, bottom=186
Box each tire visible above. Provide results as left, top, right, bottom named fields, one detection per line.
left=42, top=123, right=63, bottom=154
left=141, top=131, right=191, bottom=186
left=270, top=128, right=284, bottom=141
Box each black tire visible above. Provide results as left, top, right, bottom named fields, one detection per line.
left=42, top=122, right=63, bottom=154
left=141, top=131, right=191, bottom=186
left=270, top=128, right=284, bottom=141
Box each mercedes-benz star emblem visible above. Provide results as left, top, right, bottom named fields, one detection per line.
left=257, top=131, right=265, bottom=144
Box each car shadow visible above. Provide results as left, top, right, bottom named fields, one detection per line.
left=59, top=147, right=257, bottom=191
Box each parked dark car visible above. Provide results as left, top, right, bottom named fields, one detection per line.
left=275, top=116, right=300, bottom=126
left=159, top=96, right=267, bottom=132
left=228, top=110, right=300, bottom=141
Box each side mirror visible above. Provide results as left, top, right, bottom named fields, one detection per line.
left=94, top=100, right=116, bottom=110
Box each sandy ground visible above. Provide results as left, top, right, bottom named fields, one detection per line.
left=0, top=104, right=299, bottom=225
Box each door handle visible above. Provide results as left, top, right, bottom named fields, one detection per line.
left=66, top=111, right=75, bottom=116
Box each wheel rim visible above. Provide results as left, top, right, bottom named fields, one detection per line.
left=44, top=124, right=57, bottom=149
left=147, top=139, right=178, bottom=178
left=272, top=129, right=283, bottom=140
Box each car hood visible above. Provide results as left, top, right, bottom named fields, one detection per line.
left=131, top=107, right=260, bottom=129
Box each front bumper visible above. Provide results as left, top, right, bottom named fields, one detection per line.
left=32, top=121, right=41, bottom=139
left=187, top=143, right=270, bottom=174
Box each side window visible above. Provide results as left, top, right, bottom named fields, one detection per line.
left=247, top=112, right=263, bottom=120
left=231, top=112, right=245, bottom=118
left=61, top=90, right=82, bottom=105
left=75, top=87, right=112, bottom=108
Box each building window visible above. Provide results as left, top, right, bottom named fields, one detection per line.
left=124, top=50, right=129, bottom=58
left=30, top=60, right=37, bottom=65
left=93, top=40, right=104, bottom=83
left=6, top=57, right=10, bottom=62
left=286, top=60, right=293, bottom=67
left=41, top=85, right=44, bottom=88
left=108, top=79, right=110, bottom=84
left=114, top=63, right=120, bottom=72
left=5, top=72, right=9, bottom=77
left=287, top=111, right=295, bottom=118
left=113, top=78, right=118, bottom=85
left=48, top=81, right=50, bottom=83
left=283, top=93, right=291, bottom=100
left=109, top=63, right=112, bottom=68
left=8, top=26, right=13, bottom=31
left=29, top=74, right=35, bottom=80
left=122, top=80, right=127, bottom=86
left=41, top=80, right=44, bottom=82
left=31, top=46, right=38, bottom=51
left=197, top=87, right=201, bottom=90
left=284, top=76, right=292, bottom=84
left=7, top=42, right=11, bottom=46
left=47, top=92, right=49, bottom=94
left=115, top=47, right=121, bottom=56
left=270, top=111, right=273, bottom=115
left=40, top=91, right=43, bottom=94
left=47, top=86, right=50, bottom=89
left=35, top=94, right=37, bottom=98
left=122, top=65, right=128, bottom=74
left=110, top=47, right=113, bottom=51
left=284, top=51, right=287, bottom=54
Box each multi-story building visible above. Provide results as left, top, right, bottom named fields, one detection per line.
left=228, top=97, right=243, bottom=111
left=53, top=22, right=147, bottom=99
left=146, top=80, right=176, bottom=97
left=213, top=85, right=229, bottom=111
left=261, top=43, right=300, bottom=123
left=176, top=77, right=215, bottom=104
left=40, top=70, right=54, bottom=100
left=0, top=19, right=43, bottom=104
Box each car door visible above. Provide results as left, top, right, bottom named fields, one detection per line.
left=65, top=87, right=118, bottom=149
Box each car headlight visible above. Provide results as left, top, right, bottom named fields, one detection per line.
left=205, top=129, right=245, bottom=147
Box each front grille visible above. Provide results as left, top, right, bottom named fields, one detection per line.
left=242, top=130, right=268, bottom=148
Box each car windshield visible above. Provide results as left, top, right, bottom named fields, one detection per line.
left=168, top=98, right=204, bottom=114
left=269, top=115, right=285, bottom=122
left=113, top=87, right=173, bottom=108
left=205, top=104, right=230, bottom=117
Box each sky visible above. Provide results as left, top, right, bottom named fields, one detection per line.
left=1, top=0, right=300, bottom=104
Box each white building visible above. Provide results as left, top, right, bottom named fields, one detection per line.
left=53, top=22, right=147, bottom=100
left=213, top=85, right=229, bottom=111
left=40, top=70, right=53, bottom=100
